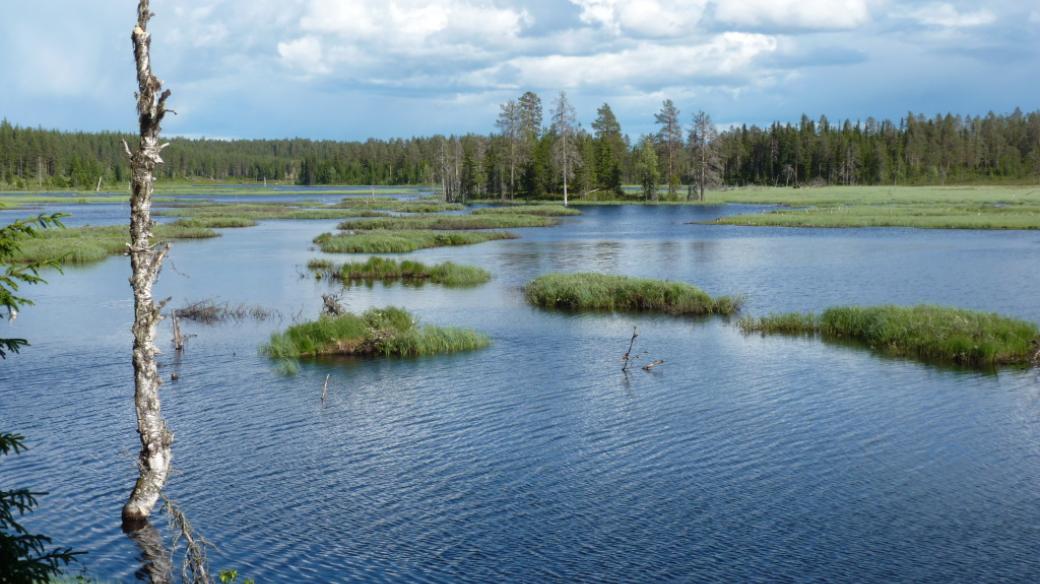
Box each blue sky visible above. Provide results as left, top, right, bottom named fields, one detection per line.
left=1, top=0, right=1038, bottom=140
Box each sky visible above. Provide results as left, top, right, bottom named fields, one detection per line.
left=1, top=0, right=1038, bottom=141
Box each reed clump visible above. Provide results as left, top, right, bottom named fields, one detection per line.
left=336, top=213, right=557, bottom=231
left=332, top=199, right=465, bottom=213
left=473, top=205, right=581, bottom=217
left=5, top=223, right=218, bottom=265
left=262, top=307, right=490, bottom=358
left=309, top=256, right=491, bottom=287
left=739, top=304, right=1040, bottom=367
left=314, top=230, right=517, bottom=254
left=524, top=273, right=743, bottom=316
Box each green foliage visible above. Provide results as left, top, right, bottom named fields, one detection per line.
left=739, top=305, right=1040, bottom=367
left=524, top=273, right=743, bottom=316
left=262, top=307, right=490, bottom=359
left=158, top=201, right=391, bottom=222
left=218, top=568, right=255, bottom=584
left=310, top=256, right=491, bottom=287
left=636, top=138, right=660, bottom=201
left=336, top=213, right=557, bottom=231
left=1, top=213, right=65, bottom=358
left=472, top=205, right=581, bottom=217
left=1, top=433, right=82, bottom=583
left=5, top=223, right=218, bottom=265
left=331, top=199, right=464, bottom=213
left=314, top=230, right=516, bottom=254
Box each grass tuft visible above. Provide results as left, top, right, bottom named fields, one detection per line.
left=314, top=230, right=517, bottom=254
left=337, top=213, right=558, bottom=231
left=739, top=304, right=1040, bottom=367
left=262, top=307, right=490, bottom=359
left=309, top=256, right=491, bottom=287
left=473, top=204, right=581, bottom=217
left=5, top=223, right=218, bottom=265
left=524, top=272, right=742, bottom=316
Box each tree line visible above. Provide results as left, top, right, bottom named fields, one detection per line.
left=2, top=101, right=1039, bottom=199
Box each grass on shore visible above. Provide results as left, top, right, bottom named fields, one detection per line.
left=332, top=198, right=465, bottom=213
left=739, top=305, right=1040, bottom=367
left=157, top=202, right=391, bottom=222
left=262, top=307, right=490, bottom=358
left=337, top=213, right=557, bottom=231
left=314, top=229, right=517, bottom=253
left=472, top=204, right=581, bottom=217
left=308, top=256, right=491, bottom=287
left=5, top=223, right=218, bottom=265
left=712, top=203, right=1040, bottom=230
left=524, top=273, right=743, bottom=316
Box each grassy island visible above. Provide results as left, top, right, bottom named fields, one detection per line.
left=6, top=223, right=218, bottom=265
left=314, top=229, right=516, bottom=254
left=308, top=256, right=491, bottom=287
left=524, top=273, right=743, bottom=316
left=472, top=205, right=581, bottom=217
left=262, top=307, right=490, bottom=358
left=336, top=213, right=558, bottom=231
left=739, top=305, right=1040, bottom=367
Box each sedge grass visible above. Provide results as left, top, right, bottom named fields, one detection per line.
left=472, top=204, right=581, bottom=217
left=262, top=306, right=490, bottom=359
left=524, top=272, right=743, bottom=316
left=314, top=230, right=517, bottom=254
left=337, top=213, right=557, bottom=231
left=739, top=305, right=1040, bottom=367
left=332, top=199, right=465, bottom=213
left=309, top=256, right=491, bottom=287
left=5, top=223, right=218, bottom=265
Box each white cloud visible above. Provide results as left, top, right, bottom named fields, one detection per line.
left=570, top=0, right=709, bottom=37
left=465, top=32, right=778, bottom=89
left=713, top=0, right=871, bottom=30
left=277, top=36, right=329, bottom=75
left=906, top=3, right=997, bottom=28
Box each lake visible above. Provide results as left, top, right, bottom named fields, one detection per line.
left=3, top=197, right=1040, bottom=582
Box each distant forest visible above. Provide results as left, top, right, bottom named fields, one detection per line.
left=2, top=96, right=1039, bottom=199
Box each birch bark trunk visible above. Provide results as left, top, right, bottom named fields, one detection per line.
left=122, top=0, right=175, bottom=528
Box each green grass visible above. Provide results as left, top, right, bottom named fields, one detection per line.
left=472, top=204, right=581, bottom=216
left=157, top=202, right=390, bottom=221
left=262, top=307, right=490, bottom=358
left=5, top=223, right=218, bottom=265
left=314, top=230, right=517, bottom=253
left=337, top=213, right=558, bottom=231
left=309, top=256, right=491, bottom=287
left=524, top=273, right=743, bottom=316
left=332, top=199, right=465, bottom=213
left=170, top=216, right=258, bottom=228
left=713, top=203, right=1040, bottom=230
left=739, top=305, right=1040, bottom=367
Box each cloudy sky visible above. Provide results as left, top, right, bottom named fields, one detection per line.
left=1, top=0, right=1037, bottom=140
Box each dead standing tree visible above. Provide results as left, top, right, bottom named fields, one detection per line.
left=123, top=0, right=175, bottom=528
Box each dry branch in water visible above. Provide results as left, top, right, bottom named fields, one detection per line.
left=621, top=326, right=639, bottom=372
left=322, top=374, right=331, bottom=405
left=162, top=494, right=214, bottom=584
left=174, top=300, right=275, bottom=324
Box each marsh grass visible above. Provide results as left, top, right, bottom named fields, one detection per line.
left=332, top=199, right=465, bottom=213
left=739, top=305, right=1040, bottom=367
left=158, top=202, right=390, bottom=222
left=262, top=307, right=490, bottom=359
left=309, top=256, right=491, bottom=287
left=171, top=217, right=258, bottom=228
left=472, top=205, right=581, bottom=216
left=713, top=203, right=1040, bottom=229
left=6, top=223, right=218, bottom=265
left=314, top=230, right=517, bottom=253
left=336, top=213, right=558, bottom=231
left=524, top=272, right=743, bottom=316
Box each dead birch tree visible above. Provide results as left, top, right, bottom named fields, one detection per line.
left=550, top=91, right=580, bottom=207
left=122, top=0, right=175, bottom=527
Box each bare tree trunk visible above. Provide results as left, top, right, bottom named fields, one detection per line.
left=123, top=0, right=174, bottom=528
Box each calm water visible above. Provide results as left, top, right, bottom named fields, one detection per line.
left=3, top=200, right=1040, bottom=582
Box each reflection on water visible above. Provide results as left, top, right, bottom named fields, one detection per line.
left=3, top=202, right=1040, bottom=581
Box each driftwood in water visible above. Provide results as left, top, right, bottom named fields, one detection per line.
left=621, top=326, right=639, bottom=372
left=162, top=495, right=214, bottom=584
left=642, top=359, right=665, bottom=371
left=322, top=294, right=345, bottom=317
left=322, top=374, right=331, bottom=405
left=123, top=0, right=175, bottom=528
